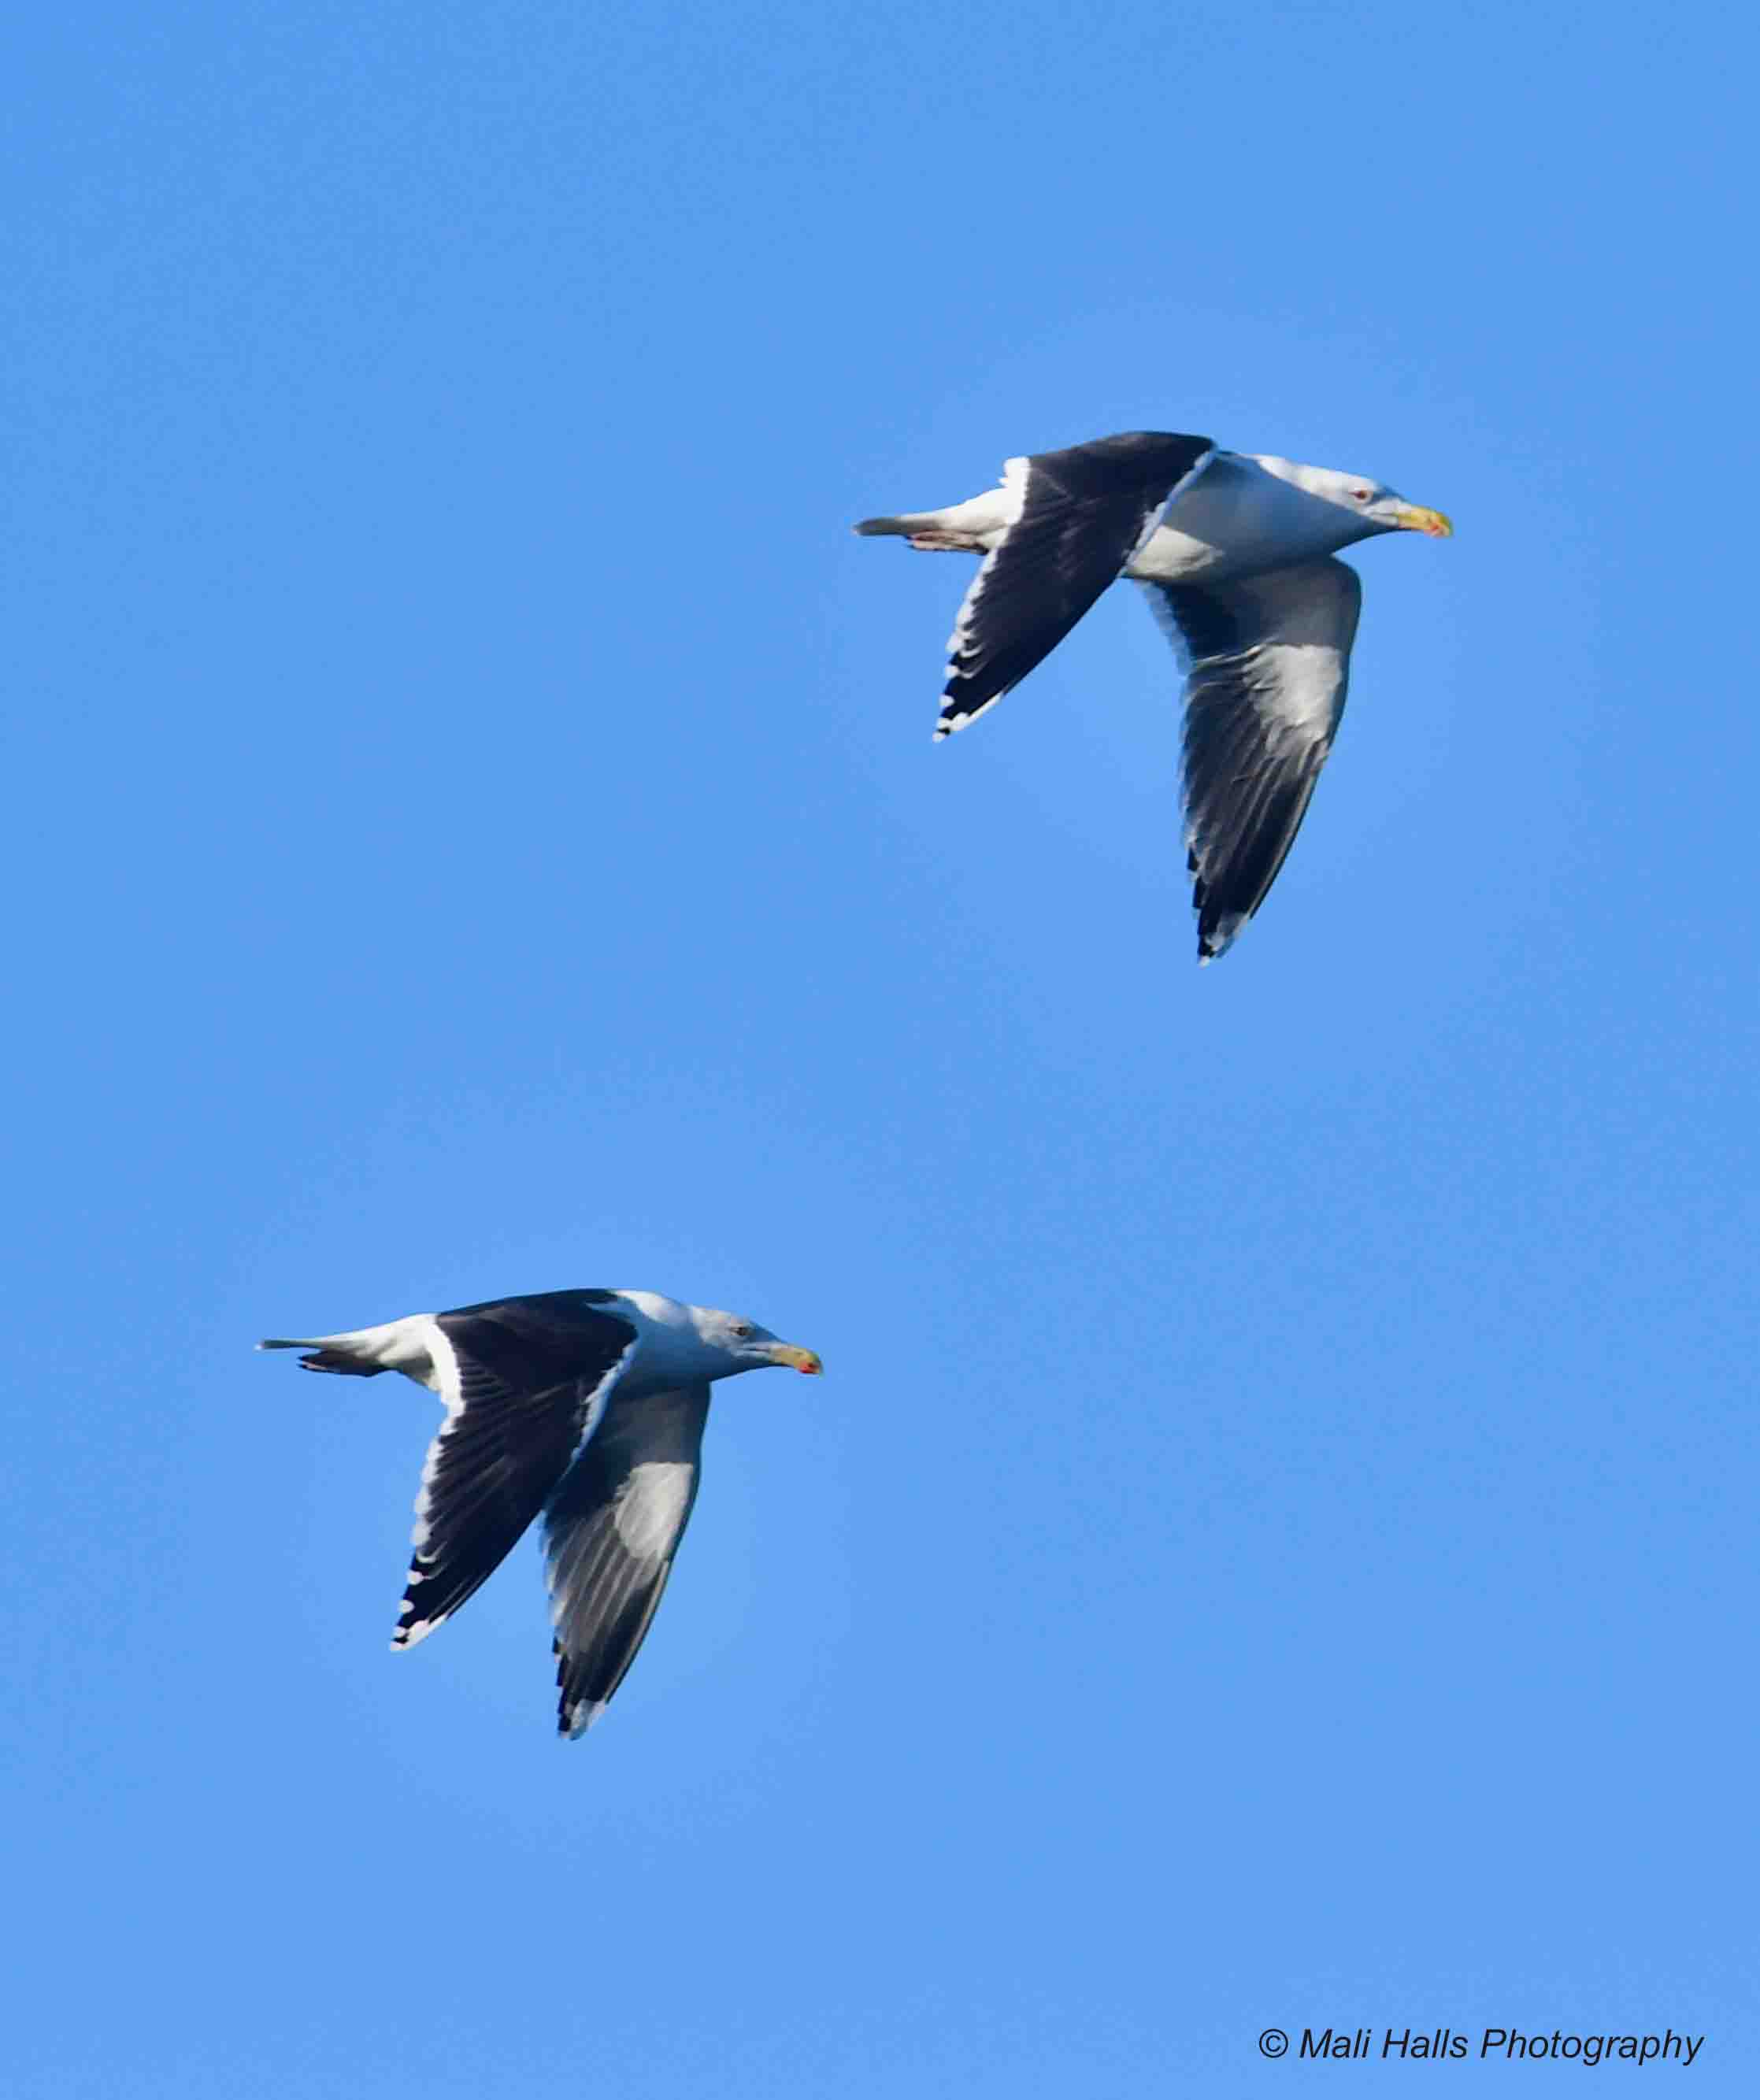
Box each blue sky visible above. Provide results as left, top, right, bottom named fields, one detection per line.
left=6, top=2, right=1756, bottom=2092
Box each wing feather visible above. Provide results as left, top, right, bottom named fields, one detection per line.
left=391, top=1295, right=639, bottom=1650
left=542, top=1383, right=712, bottom=1737
left=936, top=432, right=1213, bottom=739
left=1140, top=557, right=1362, bottom=961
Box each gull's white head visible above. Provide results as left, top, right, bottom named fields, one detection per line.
left=1265, top=455, right=1454, bottom=542
left=688, top=1302, right=824, bottom=1377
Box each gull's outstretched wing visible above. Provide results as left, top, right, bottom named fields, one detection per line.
left=1140, top=557, right=1362, bottom=962
left=937, top=431, right=1213, bottom=740
left=542, top=1382, right=712, bottom=1737
left=392, top=1293, right=640, bottom=1650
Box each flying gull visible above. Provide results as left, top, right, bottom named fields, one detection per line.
left=855, top=431, right=1452, bottom=961
left=261, top=1287, right=823, bottom=1738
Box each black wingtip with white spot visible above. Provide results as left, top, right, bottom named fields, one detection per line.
left=936, top=432, right=1213, bottom=741
left=385, top=1298, right=640, bottom=1662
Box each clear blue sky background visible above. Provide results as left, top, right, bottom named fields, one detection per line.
left=5, top=3, right=1755, bottom=2093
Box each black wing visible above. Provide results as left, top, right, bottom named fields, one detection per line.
left=543, top=1382, right=712, bottom=1737
left=392, top=1294, right=639, bottom=1650
left=1140, top=557, right=1362, bottom=962
left=936, top=431, right=1213, bottom=739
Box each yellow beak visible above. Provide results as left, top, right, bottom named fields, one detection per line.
left=769, top=1342, right=824, bottom=1375
left=1395, top=504, right=1453, bottom=539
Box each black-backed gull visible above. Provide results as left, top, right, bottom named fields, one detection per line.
left=261, top=1288, right=822, bottom=1738
left=856, top=431, right=1452, bottom=961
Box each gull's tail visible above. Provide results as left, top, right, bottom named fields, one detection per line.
left=258, top=1335, right=388, bottom=1376
left=853, top=482, right=1015, bottom=551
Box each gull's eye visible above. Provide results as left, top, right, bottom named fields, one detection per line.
left=1352, top=487, right=1372, bottom=502
left=732, top=1322, right=754, bottom=1339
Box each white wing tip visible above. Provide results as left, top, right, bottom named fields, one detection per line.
left=392, top=1576, right=445, bottom=1650
left=561, top=1697, right=609, bottom=1740
left=1198, top=917, right=1246, bottom=965
left=936, top=692, right=999, bottom=741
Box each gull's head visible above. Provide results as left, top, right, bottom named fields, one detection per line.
left=695, top=1305, right=824, bottom=1377
left=1297, top=463, right=1453, bottom=541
